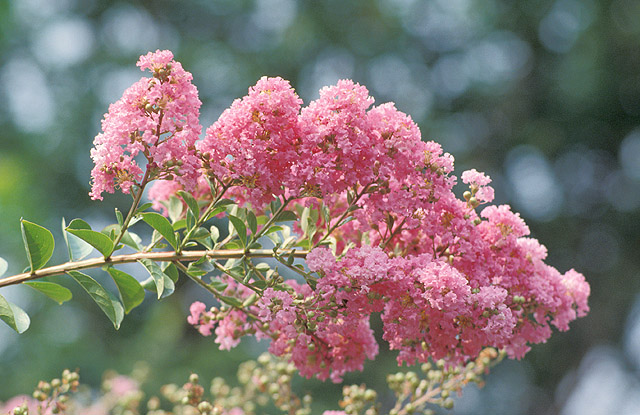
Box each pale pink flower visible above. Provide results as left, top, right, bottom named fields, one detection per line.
left=90, top=50, right=202, bottom=200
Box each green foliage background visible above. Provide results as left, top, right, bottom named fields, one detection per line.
left=0, top=0, right=639, bottom=413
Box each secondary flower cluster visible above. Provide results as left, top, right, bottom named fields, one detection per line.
left=90, top=50, right=202, bottom=200
left=90, top=51, right=590, bottom=382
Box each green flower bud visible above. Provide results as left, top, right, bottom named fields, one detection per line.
left=443, top=398, right=454, bottom=409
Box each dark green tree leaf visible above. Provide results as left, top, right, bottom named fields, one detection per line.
left=177, top=190, right=200, bottom=218
left=247, top=210, right=258, bottom=235
left=141, top=212, right=178, bottom=250
left=67, top=270, right=122, bottom=329
left=65, top=219, right=114, bottom=257
left=106, top=267, right=145, bottom=314
left=229, top=215, right=247, bottom=247
left=20, top=219, right=55, bottom=271
left=275, top=211, right=298, bottom=222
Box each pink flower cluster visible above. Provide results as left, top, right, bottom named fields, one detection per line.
left=90, top=50, right=202, bottom=200
left=187, top=278, right=254, bottom=351
left=97, top=52, right=589, bottom=382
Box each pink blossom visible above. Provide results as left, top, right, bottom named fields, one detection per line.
left=461, top=169, right=492, bottom=186
left=108, top=375, right=139, bottom=397
left=215, top=310, right=247, bottom=350
left=187, top=301, right=215, bottom=336
left=0, top=395, right=41, bottom=415
left=90, top=50, right=202, bottom=200
left=198, top=76, right=302, bottom=208
left=148, top=175, right=213, bottom=215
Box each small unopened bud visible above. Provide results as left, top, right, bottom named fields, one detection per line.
left=189, top=373, right=199, bottom=384
left=39, top=381, right=52, bottom=393
left=443, top=398, right=454, bottom=409
left=463, top=191, right=472, bottom=201
left=198, top=401, right=213, bottom=414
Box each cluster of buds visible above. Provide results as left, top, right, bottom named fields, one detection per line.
left=338, top=384, right=378, bottom=415
left=18, top=369, right=80, bottom=415
left=246, top=353, right=312, bottom=415
left=386, top=348, right=504, bottom=414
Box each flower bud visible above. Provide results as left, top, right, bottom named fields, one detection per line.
left=189, top=373, right=199, bottom=384
left=198, top=401, right=213, bottom=414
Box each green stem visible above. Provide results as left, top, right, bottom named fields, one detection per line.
left=178, top=182, right=231, bottom=253
left=107, top=168, right=152, bottom=259
left=312, top=183, right=371, bottom=250
left=249, top=196, right=292, bottom=246
left=174, top=261, right=221, bottom=298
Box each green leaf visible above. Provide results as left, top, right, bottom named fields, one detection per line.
left=168, top=196, right=184, bottom=223
left=192, top=227, right=211, bottom=240
left=242, top=293, right=258, bottom=307
left=106, top=268, right=145, bottom=314
left=223, top=241, right=242, bottom=250
left=163, top=263, right=179, bottom=283
left=107, top=290, right=125, bottom=328
left=228, top=215, right=247, bottom=247
left=139, top=259, right=174, bottom=299
left=321, top=203, right=331, bottom=226
left=213, top=198, right=236, bottom=209
left=101, top=225, right=142, bottom=251
left=68, top=270, right=123, bottom=329
left=219, top=295, right=243, bottom=308
left=177, top=190, right=200, bottom=218
left=62, top=218, right=93, bottom=261
left=247, top=211, right=258, bottom=235
left=0, top=293, right=30, bottom=333
left=186, top=210, right=197, bottom=231
left=210, top=226, right=220, bottom=243
left=208, top=278, right=228, bottom=292
left=204, top=207, right=226, bottom=222
left=20, top=219, right=55, bottom=271
left=186, top=262, right=207, bottom=277
left=275, top=211, right=298, bottom=222
left=173, top=219, right=187, bottom=231
left=251, top=280, right=268, bottom=290
left=0, top=257, right=8, bottom=278
left=263, top=225, right=283, bottom=236
left=135, top=202, right=153, bottom=214
left=141, top=212, right=178, bottom=250
left=300, top=206, right=311, bottom=236
left=65, top=219, right=114, bottom=257
left=115, top=208, right=124, bottom=226
left=24, top=281, right=72, bottom=305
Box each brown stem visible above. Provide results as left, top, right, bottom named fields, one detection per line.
left=0, top=249, right=308, bottom=288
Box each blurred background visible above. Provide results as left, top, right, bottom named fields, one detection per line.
left=0, top=0, right=639, bottom=413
